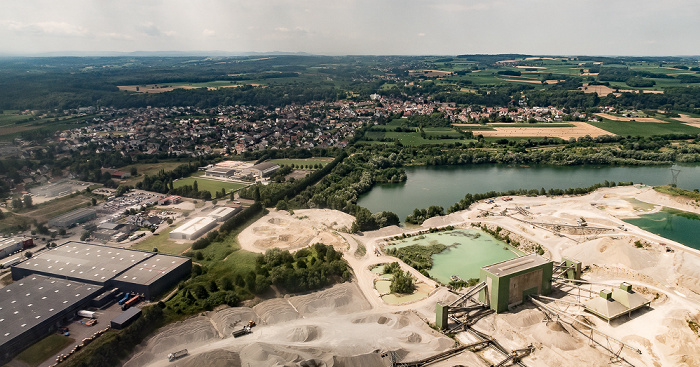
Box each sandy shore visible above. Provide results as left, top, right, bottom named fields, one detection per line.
left=127, top=186, right=700, bottom=367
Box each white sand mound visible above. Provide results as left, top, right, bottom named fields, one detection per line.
left=178, top=350, right=242, bottom=367
left=147, top=316, right=219, bottom=351
left=562, top=237, right=658, bottom=270
left=286, top=325, right=321, bottom=343
left=252, top=298, right=300, bottom=325
left=503, top=308, right=543, bottom=328
left=529, top=322, right=578, bottom=351
left=239, top=343, right=304, bottom=365
left=289, top=283, right=371, bottom=317
left=332, top=352, right=389, bottom=367
left=676, top=252, right=700, bottom=295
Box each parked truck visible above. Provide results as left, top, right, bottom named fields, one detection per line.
left=121, top=294, right=141, bottom=310
left=77, top=310, right=96, bottom=319
left=168, top=349, right=188, bottom=362
left=232, top=320, right=256, bottom=338
left=117, top=292, right=131, bottom=306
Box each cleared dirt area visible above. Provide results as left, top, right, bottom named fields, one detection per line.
left=675, top=114, right=700, bottom=127
left=474, top=121, right=611, bottom=139
left=237, top=209, right=354, bottom=253
left=579, top=84, right=665, bottom=96
left=595, top=113, right=667, bottom=123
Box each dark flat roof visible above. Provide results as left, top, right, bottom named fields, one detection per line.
left=0, top=275, right=101, bottom=347
left=14, top=241, right=153, bottom=284
left=111, top=307, right=141, bottom=326
left=482, top=254, right=551, bottom=277
left=113, top=254, right=189, bottom=285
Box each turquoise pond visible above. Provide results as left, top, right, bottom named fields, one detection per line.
left=384, top=229, right=522, bottom=283
left=624, top=208, right=700, bottom=250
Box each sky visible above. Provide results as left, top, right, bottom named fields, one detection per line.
left=1, top=0, right=699, bottom=56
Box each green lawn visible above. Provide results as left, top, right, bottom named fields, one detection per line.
left=118, top=161, right=190, bottom=186
left=131, top=226, right=192, bottom=255
left=589, top=119, right=700, bottom=137
left=173, top=176, right=248, bottom=195
left=269, top=157, right=333, bottom=169
left=15, top=334, right=74, bottom=367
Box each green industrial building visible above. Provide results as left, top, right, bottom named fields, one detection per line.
left=479, top=254, right=553, bottom=313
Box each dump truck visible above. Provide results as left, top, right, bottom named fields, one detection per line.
left=168, top=349, right=188, bottom=362
left=232, top=320, right=256, bottom=338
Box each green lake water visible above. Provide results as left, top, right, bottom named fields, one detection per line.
left=358, top=164, right=700, bottom=221
left=624, top=208, right=700, bottom=250
left=385, top=229, right=520, bottom=283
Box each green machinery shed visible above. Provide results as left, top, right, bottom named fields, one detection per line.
left=479, top=254, right=553, bottom=313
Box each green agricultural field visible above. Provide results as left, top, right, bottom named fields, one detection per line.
left=589, top=119, right=700, bottom=137
left=383, top=131, right=465, bottom=146
left=454, top=125, right=496, bottom=131
left=173, top=176, right=248, bottom=195
left=15, top=334, right=74, bottom=367
left=269, top=157, right=333, bottom=168
left=0, top=110, right=32, bottom=126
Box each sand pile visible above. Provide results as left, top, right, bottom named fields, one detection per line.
left=178, top=350, right=242, bottom=367
left=286, top=326, right=321, bottom=343
left=252, top=298, right=301, bottom=325
left=210, top=307, right=260, bottom=337
left=562, top=237, right=659, bottom=270
left=675, top=252, right=700, bottom=295
left=289, top=283, right=371, bottom=316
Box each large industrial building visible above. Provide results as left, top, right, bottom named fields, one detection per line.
left=2, top=241, right=192, bottom=364
left=204, top=160, right=280, bottom=179
left=209, top=206, right=239, bottom=222
left=583, top=282, right=651, bottom=322
left=0, top=275, right=104, bottom=365
left=11, top=242, right=191, bottom=298
left=169, top=216, right=218, bottom=240
left=47, top=208, right=97, bottom=228
left=249, top=161, right=280, bottom=178
left=479, top=254, right=553, bottom=313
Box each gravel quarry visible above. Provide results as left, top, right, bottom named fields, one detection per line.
left=126, top=186, right=700, bottom=367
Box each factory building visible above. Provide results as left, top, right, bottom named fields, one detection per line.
left=110, top=254, right=191, bottom=300
left=47, top=208, right=97, bottom=228
left=12, top=241, right=152, bottom=286
left=208, top=206, right=239, bottom=222
left=0, top=275, right=103, bottom=365
left=479, top=254, right=553, bottom=313
left=11, top=242, right=191, bottom=300
left=2, top=242, right=192, bottom=364
left=169, top=216, right=218, bottom=240
left=249, top=162, right=280, bottom=178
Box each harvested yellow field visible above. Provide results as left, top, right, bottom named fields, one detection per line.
left=595, top=113, right=667, bottom=123
left=579, top=84, right=664, bottom=96
left=675, top=114, right=700, bottom=127
left=476, top=121, right=611, bottom=139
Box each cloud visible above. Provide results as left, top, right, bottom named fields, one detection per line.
left=100, top=32, right=135, bottom=41
left=139, top=22, right=175, bottom=37
left=202, top=29, right=216, bottom=37
left=417, top=32, right=425, bottom=37
left=1, top=20, right=88, bottom=36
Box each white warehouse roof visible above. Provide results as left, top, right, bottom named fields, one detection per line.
left=171, top=216, right=217, bottom=236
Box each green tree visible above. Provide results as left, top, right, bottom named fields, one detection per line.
left=390, top=270, right=415, bottom=294
left=130, top=167, right=138, bottom=176
left=23, top=194, right=32, bottom=208
left=193, top=180, right=198, bottom=192
left=11, top=197, right=22, bottom=210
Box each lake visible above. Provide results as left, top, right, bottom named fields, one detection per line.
left=358, top=164, right=700, bottom=221
left=624, top=208, right=700, bottom=250
left=384, top=229, right=521, bottom=283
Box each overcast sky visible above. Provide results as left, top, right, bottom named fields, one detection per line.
left=1, top=0, right=699, bottom=56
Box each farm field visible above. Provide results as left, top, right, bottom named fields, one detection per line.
left=269, top=157, right=333, bottom=168
left=19, top=194, right=93, bottom=223
left=173, top=175, right=248, bottom=195
left=472, top=121, right=611, bottom=139
left=589, top=119, right=700, bottom=137
left=361, top=130, right=466, bottom=146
